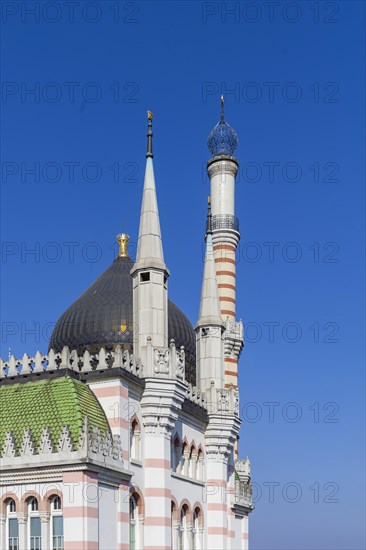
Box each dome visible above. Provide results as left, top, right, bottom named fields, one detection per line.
left=0, top=377, right=110, bottom=450
left=207, top=96, right=238, bottom=157
left=208, top=118, right=238, bottom=157
left=49, top=256, right=196, bottom=385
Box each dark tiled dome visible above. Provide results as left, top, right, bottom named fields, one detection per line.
left=49, top=256, right=196, bottom=385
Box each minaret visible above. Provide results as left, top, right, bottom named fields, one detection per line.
left=207, top=96, right=243, bottom=388
left=134, top=114, right=186, bottom=550
left=131, top=111, right=169, bottom=367
left=195, top=200, right=226, bottom=393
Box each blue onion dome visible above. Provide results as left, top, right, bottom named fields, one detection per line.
left=207, top=96, right=238, bottom=157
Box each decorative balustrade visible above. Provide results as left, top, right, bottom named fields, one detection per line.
left=234, top=457, right=253, bottom=508
left=0, top=342, right=212, bottom=412
left=0, top=417, right=123, bottom=468
left=234, top=480, right=253, bottom=508
left=0, top=346, right=142, bottom=379
left=224, top=318, right=244, bottom=359
left=149, top=338, right=185, bottom=381
left=211, top=214, right=239, bottom=232
left=186, top=383, right=207, bottom=409
left=207, top=381, right=240, bottom=416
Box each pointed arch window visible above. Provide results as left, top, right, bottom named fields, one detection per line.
left=197, top=448, right=204, bottom=481
left=129, top=493, right=142, bottom=550
left=192, top=507, right=203, bottom=550
left=172, top=435, right=181, bottom=473
left=6, top=499, right=18, bottom=550
left=130, top=418, right=141, bottom=462
left=181, top=442, right=190, bottom=476
left=189, top=445, right=198, bottom=479
left=179, top=505, right=189, bottom=550
left=171, top=500, right=179, bottom=550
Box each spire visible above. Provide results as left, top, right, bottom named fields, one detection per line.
left=147, top=110, right=153, bottom=158
left=220, top=94, right=225, bottom=122
left=197, top=203, right=222, bottom=326
left=133, top=111, right=166, bottom=270
left=205, top=196, right=212, bottom=236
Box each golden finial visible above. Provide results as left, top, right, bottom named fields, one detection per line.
left=147, top=110, right=153, bottom=120
left=117, top=233, right=130, bottom=257
left=208, top=196, right=211, bottom=204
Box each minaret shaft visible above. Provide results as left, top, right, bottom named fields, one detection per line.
left=195, top=228, right=225, bottom=394
left=206, top=102, right=243, bottom=390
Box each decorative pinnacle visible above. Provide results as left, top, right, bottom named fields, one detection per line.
left=146, top=110, right=153, bottom=158
left=220, top=95, right=225, bottom=121
left=117, top=233, right=130, bottom=257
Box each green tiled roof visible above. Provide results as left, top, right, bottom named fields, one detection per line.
left=0, top=377, right=109, bottom=450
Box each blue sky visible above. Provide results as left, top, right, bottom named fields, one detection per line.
left=1, top=1, right=365, bottom=548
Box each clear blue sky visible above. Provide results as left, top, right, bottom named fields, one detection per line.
left=1, top=1, right=365, bottom=548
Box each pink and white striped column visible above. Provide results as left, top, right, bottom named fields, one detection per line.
left=117, top=481, right=130, bottom=550
left=143, top=430, right=172, bottom=550
left=242, top=513, right=249, bottom=550
left=207, top=156, right=241, bottom=391
left=63, top=471, right=99, bottom=550
left=89, top=379, right=131, bottom=547
left=89, top=379, right=130, bottom=461
left=141, top=378, right=186, bottom=550
left=205, top=460, right=228, bottom=550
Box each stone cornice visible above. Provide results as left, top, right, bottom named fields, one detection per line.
left=140, top=378, right=187, bottom=437
left=231, top=502, right=254, bottom=516
left=0, top=462, right=132, bottom=487
left=204, top=413, right=241, bottom=463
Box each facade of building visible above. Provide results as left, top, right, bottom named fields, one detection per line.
left=0, top=100, right=253, bottom=550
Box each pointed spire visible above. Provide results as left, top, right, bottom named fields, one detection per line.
left=206, top=196, right=212, bottom=236
left=147, top=110, right=153, bottom=158
left=220, top=94, right=225, bottom=122
left=133, top=111, right=166, bottom=271
left=197, top=202, right=222, bottom=326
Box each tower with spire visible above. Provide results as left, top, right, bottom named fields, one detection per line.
left=131, top=111, right=170, bottom=370
left=207, top=95, right=244, bottom=389
left=195, top=199, right=226, bottom=394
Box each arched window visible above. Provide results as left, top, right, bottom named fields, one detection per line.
left=52, top=496, right=61, bottom=511
left=179, top=505, right=189, bottom=550
left=172, top=435, right=181, bottom=473
left=130, top=493, right=142, bottom=550
left=50, top=496, right=63, bottom=550
left=29, top=497, right=38, bottom=512
left=189, top=445, right=197, bottom=479
left=27, top=498, right=41, bottom=550
left=130, top=418, right=141, bottom=461
left=192, top=507, right=203, bottom=550
left=181, top=442, right=189, bottom=476
left=9, top=500, right=16, bottom=513
left=6, top=499, right=18, bottom=550
left=197, top=448, right=204, bottom=481
left=171, top=500, right=180, bottom=550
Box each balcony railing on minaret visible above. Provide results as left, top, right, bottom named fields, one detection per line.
left=211, top=214, right=239, bottom=232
